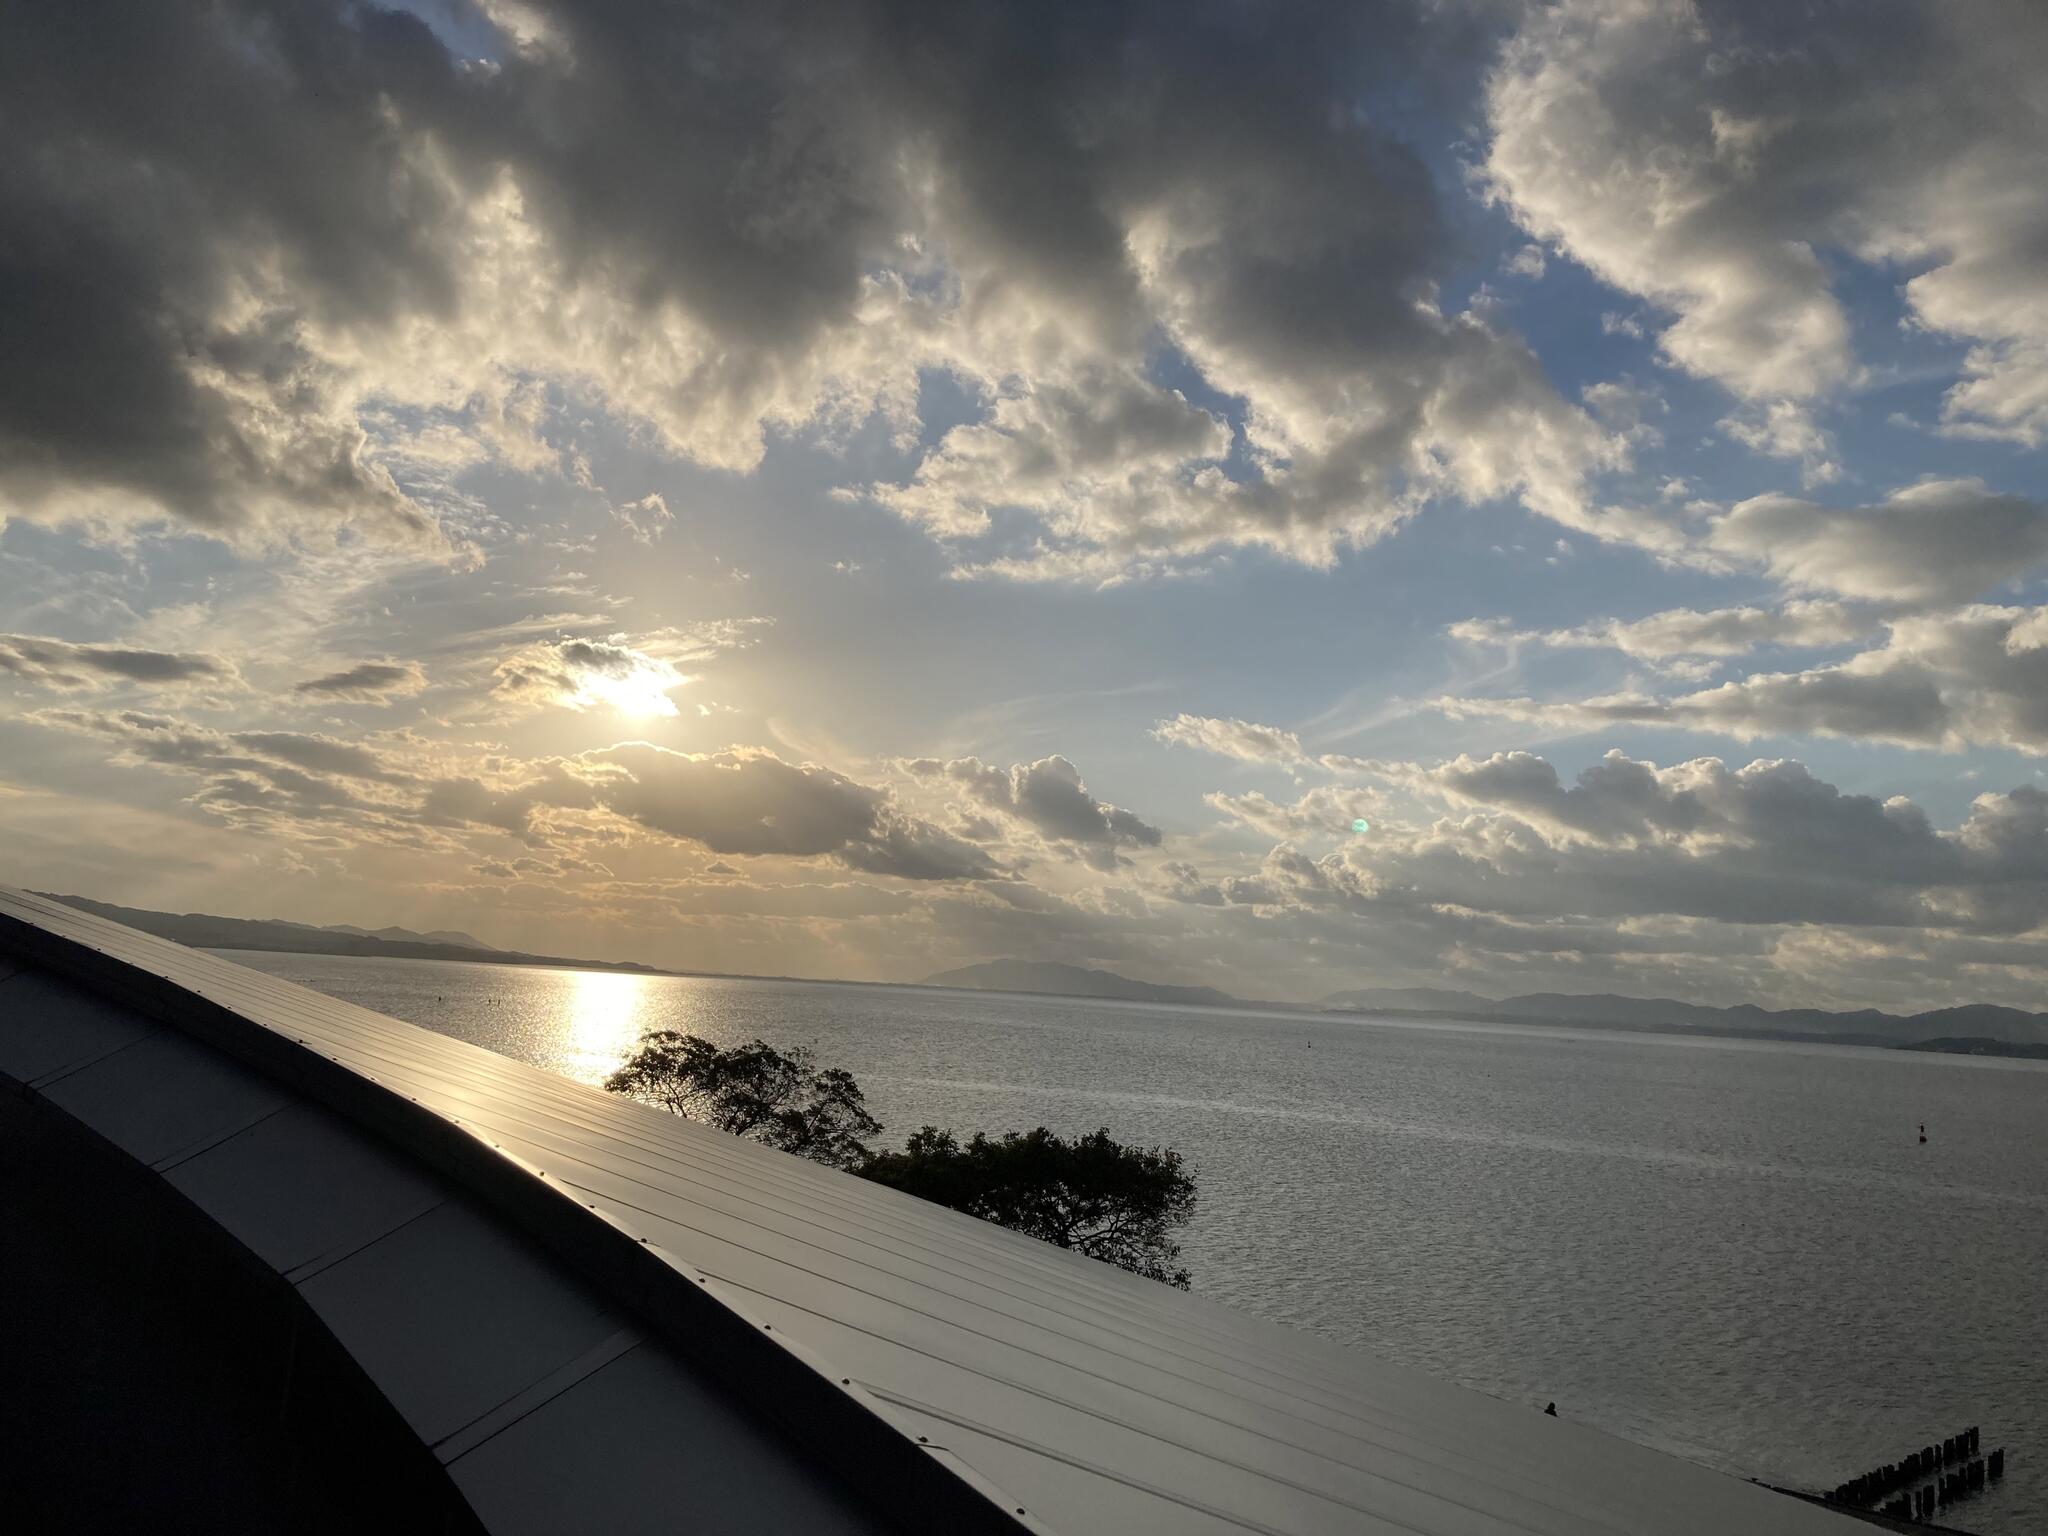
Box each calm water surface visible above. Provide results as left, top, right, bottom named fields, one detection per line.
left=224, top=950, right=2048, bottom=1533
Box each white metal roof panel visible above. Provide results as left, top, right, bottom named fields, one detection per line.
left=0, top=969, right=155, bottom=1084
left=35, top=1026, right=288, bottom=1168
left=446, top=1341, right=889, bottom=1536
left=0, top=886, right=1860, bottom=1536
left=296, top=1199, right=632, bottom=1447
left=162, top=1101, right=448, bottom=1276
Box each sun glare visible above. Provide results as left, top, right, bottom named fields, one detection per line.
left=575, top=666, right=683, bottom=718
left=561, top=968, right=657, bottom=1082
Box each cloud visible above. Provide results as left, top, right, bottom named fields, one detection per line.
left=1174, top=750, right=2048, bottom=1010
left=226, top=730, right=412, bottom=785
left=0, top=0, right=1624, bottom=578
left=1439, top=605, right=2048, bottom=753
left=26, top=702, right=997, bottom=882
left=906, top=754, right=1162, bottom=869
left=578, top=744, right=997, bottom=881
left=0, top=634, right=234, bottom=692
left=1707, top=479, right=2048, bottom=605
left=1718, top=401, right=1838, bottom=486
left=31, top=709, right=420, bottom=839
left=1449, top=601, right=1869, bottom=663
left=0, top=2, right=447, bottom=547
left=612, top=493, right=674, bottom=544
left=1204, top=785, right=1383, bottom=841
left=1483, top=0, right=2048, bottom=440
left=293, top=659, right=427, bottom=702
left=1371, top=750, right=2048, bottom=936
left=1151, top=713, right=1307, bottom=767
left=488, top=636, right=692, bottom=718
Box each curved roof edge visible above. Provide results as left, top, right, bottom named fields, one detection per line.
left=2, top=886, right=1866, bottom=1536
left=0, top=886, right=1036, bottom=1536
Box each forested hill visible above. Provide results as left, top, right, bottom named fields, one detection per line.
left=43, top=894, right=671, bottom=976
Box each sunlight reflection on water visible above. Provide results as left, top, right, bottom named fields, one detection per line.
left=562, top=969, right=659, bottom=1084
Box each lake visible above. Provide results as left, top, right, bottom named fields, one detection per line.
left=222, top=949, right=2048, bottom=1533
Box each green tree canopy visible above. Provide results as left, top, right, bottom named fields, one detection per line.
left=860, top=1126, right=1197, bottom=1288
left=603, top=1031, right=881, bottom=1170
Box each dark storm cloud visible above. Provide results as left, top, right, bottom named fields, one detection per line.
left=0, top=634, right=232, bottom=690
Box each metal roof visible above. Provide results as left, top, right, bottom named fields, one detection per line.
left=0, top=886, right=1861, bottom=1534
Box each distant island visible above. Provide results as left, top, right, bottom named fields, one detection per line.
left=1321, top=985, right=2048, bottom=1051
left=44, top=894, right=673, bottom=976
left=1896, top=1036, right=2048, bottom=1060
left=925, top=958, right=1239, bottom=1007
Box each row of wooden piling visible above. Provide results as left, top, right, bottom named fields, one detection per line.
left=1825, top=1425, right=2006, bottom=1519
left=1874, top=1453, right=2003, bottom=1523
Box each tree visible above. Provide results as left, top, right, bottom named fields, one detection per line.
left=603, top=1032, right=881, bottom=1170
left=605, top=1036, right=1200, bottom=1286
left=859, top=1125, right=1198, bottom=1288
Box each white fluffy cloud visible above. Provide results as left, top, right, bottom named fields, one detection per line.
left=1484, top=0, right=2048, bottom=442
left=1440, top=605, right=2048, bottom=753
left=904, top=754, right=1162, bottom=870
left=1707, top=479, right=2048, bottom=606
left=1160, top=750, right=2048, bottom=1006
left=1152, top=713, right=1307, bottom=767
left=1717, top=402, right=1838, bottom=487
left=1204, top=785, right=1383, bottom=841
left=0, top=0, right=1630, bottom=579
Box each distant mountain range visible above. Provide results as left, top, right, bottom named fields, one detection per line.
left=925, top=958, right=1238, bottom=1008
left=918, top=962, right=2048, bottom=1051
left=43, top=894, right=671, bottom=976
left=315, top=921, right=496, bottom=950
left=1320, top=986, right=2048, bottom=1046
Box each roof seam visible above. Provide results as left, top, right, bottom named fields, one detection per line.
left=435, top=1326, right=646, bottom=1466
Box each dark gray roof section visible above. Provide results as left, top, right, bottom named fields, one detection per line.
left=0, top=886, right=1861, bottom=1534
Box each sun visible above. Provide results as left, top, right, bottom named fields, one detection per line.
left=576, top=667, right=682, bottom=718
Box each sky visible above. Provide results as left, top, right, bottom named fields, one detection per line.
left=3, top=0, right=2047, bottom=1009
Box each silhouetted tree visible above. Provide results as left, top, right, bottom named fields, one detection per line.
left=606, top=1037, right=1199, bottom=1285
left=859, top=1125, right=1197, bottom=1288
left=604, top=1032, right=881, bottom=1170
